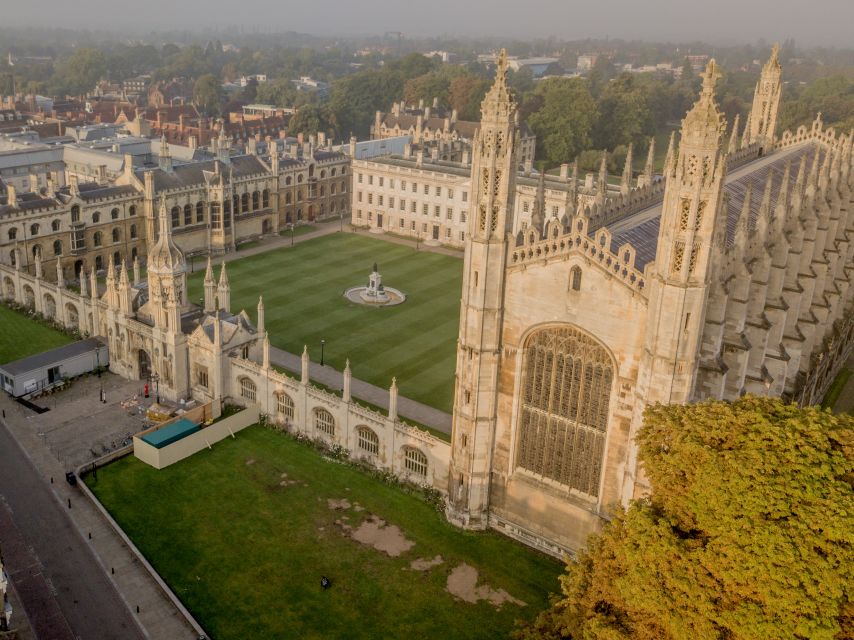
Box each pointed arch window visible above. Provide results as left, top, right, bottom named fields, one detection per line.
left=516, top=326, right=613, bottom=497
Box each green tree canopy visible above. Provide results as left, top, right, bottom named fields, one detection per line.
left=193, top=74, right=222, bottom=116
left=448, top=75, right=492, bottom=121
left=527, top=77, right=596, bottom=166
left=52, top=47, right=106, bottom=96
left=518, top=396, right=853, bottom=640
left=592, top=73, right=656, bottom=151
left=287, top=104, right=335, bottom=139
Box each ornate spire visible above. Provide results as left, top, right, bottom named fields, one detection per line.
left=621, top=143, right=633, bottom=196
left=756, top=169, right=774, bottom=237
left=148, top=196, right=185, bottom=274
left=663, top=131, right=677, bottom=177
left=735, top=181, right=753, bottom=248
left=480, top=49, right=515, bottom=121
left=680, top=59, right=725, bottom=149
left=728, top=113, right=740, bottom=154
left=643, top=138, right=655, bottom=183
left=772, top=159, right=792, bottom=234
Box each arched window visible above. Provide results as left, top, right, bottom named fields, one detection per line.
left=10, top=250, right=16, bottom=266
left=241, top=192, right=249, bottom=213
left=517, top=326, right=613, bottom=496
left=403, top=448, right=428, bottom=478
left=71, top=205, right=81, bottom=222
left=224, top=199, right=231, bottom=215
left=171, top=206, right=180, bottom=228
left=240, top=377, right=257, bottom=402
left=8, top=228, right=17, bottom=241
left=357, top=427, right=379, bottom=455
left=113, top=251, right=121, bottom=265
left=30, top=223, right=39, bottom=236
left=112, top=228, right=120, bottom=243
left=285, top=192, right=292, bottom=205
left=233, top=194, right=239, bottom=214
left=320, top=185, right=325, bottom=196
left=196, top=201, right=204, bottom=223
left=128, top=205, right=136, bottom=217
left=308, top=165, right=315, bottom=178
left=341, top=166, right=347, bottom=175
left=297, top=174, right=304, bottom=183
left=252, top=191, right=260, bottom=210
left=53, top=239, right=62, bottom=255
left=131, top=247, right=138, bottom=260
left=184, top=204, right=192, bottom=225
left=262, top=189, right=269, bottom=208
left=93, top=231, right=102, bottom=247
left=331, top=183, right=336, bottom=195
left=285, top=176, right=292, bottom=186
left=95, top=255, right=103, bottom=271
left=210, top=202, right=221, bottom=226
left=331, top=168, right=337, bottom=177
left=276, top=393, right=294, bottom=420
left=92, top=212, right=100, bottom=223
left=569, top=266, right=582, bottom=291
left=320, top=169, right=326, bottom=179
left=51, top=219, right=60, bottom=232
left=297, top=189, right=303, bottom=202
left=111, top=208, right=119, bottom=220
left=130, top=224, right=137, bottom=239
left=314, top=408, right=335, bottom=437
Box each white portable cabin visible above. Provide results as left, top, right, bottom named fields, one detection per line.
left=0, top=338, right=109, bottom=397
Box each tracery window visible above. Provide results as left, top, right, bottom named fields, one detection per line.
left=403, top=447, right=428, bottom=478
left=516, top=326, right=613, bottom=496
left=357, top=427, right=379, bottom=455
left=671, top=241, right=685, bottom=274
left=569, top=266, right=582, bottom=291
left=314, top=409, right=335, bottom=437
left=240, top=377, right=257, bottom=402
left=688, top=243, right=701, bottom=274
left=695, top=201, right=706, bottom=230
left=679, top=198, right=690, bottom=231
left=276, top=392, right=294, bottom=419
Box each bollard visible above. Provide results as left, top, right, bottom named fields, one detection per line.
left=50, top=477, right=53, bottom=484
left=67, top=498, right=71, bottom=509
left=111, top=567, right=115, bottom=574
left=136, top=605, right=140, bottom=613
left=88, top=532, right=92, bottom=539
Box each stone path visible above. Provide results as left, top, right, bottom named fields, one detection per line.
left=0, top=376, right=200, bottom=639
left=269, top=346, right=452, bottom=433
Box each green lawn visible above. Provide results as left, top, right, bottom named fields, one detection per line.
left=823, top=367, right=852, bottom=412
left=0, top=304, right=73, bottom=364
left=87, top=427, right=560, bottom=640
left=188, top=233, right=463, bottom=412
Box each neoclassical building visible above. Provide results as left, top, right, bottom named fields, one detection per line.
left=445, top=48, right=854, bottom=554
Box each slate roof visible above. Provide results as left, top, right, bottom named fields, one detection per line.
left=0, top=337, right=106, bottom=376
left=134, top=155, right=269, bottom=191
left=609, top=144, right=817, bottom=271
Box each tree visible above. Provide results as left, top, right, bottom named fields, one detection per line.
left=328, top=68, right=404, bottom=138
left=193, top=74, right=222, bottom=116
left=255, top=78, right=298, bottom=108
left=53, top=47, right=106, bottom=96
left=527, top=77, right=597, bottom=166
left=287, top=104, right=335, bottom=139
left=592, top=73, right=655, bottom=150
left=517, top=396, right=853, bottom=640
left=448, top=75, right=491, bottom=121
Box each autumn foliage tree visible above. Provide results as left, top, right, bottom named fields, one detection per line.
left=517, top=396, right=853, bottom=640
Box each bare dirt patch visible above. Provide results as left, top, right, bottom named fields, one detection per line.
left=446, top=564, right=526, bottom=607
left=327, top=498, right=352, bottom=510
left=351, top=515, right=415, bottom=557
left=410, top=555, right=444, bottom=571
left=245, top=458, right=256, bottom=466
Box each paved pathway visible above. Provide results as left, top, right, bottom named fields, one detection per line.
left=0, top=418, right=144, bottom=640
left=0, top=377, right=200, bottom=639
left=269, top=346, right=453, bottom=433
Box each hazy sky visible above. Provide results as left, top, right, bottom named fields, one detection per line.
left=3, top=0, right=852, bottom=47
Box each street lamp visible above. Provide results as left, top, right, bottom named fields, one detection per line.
left=339, top=211, right=343, bottom=232
left=320, top=339, right=326, bottom=367
left=150, top=373, right=161, bottom=404
left=290, top=223, right=295, bottom=246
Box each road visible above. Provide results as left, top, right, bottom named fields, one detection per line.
left=0, top=418, right=145, bottom=640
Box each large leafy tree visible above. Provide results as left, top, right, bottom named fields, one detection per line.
left=592, top=73, right=656, bottom=150
left=527, top=77, right=597, bottom=166
left=448, top=75, right=491, bottom=121
left=52, top=47, right=106, bottom=96
left=517, top=396, right=853, bottom=640
left=193, top=74, right=222, bottom=116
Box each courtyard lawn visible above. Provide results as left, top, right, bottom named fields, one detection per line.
left=87, top=427, right=561, bottom=640
left=188, top=233, right=462, bottom=412
left=0, top=304, right=73, bottom=364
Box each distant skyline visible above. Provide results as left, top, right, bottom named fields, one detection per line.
left=1, top=0, right=852, bottom=48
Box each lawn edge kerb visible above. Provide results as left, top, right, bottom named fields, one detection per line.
left=75, top=447, right=210, bottom=639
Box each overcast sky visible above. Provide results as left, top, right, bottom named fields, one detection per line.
left=3, top=0, right=852, bottom=47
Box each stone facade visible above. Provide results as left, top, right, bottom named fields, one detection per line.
left=0, top=136, right=349, bottom=276
left=446, top=49, right=854, bottom=556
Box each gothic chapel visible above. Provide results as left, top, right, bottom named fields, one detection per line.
left=447, top=49, right=854, bottom=554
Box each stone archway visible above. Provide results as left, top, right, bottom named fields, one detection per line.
left=3, top=276, right=14, bottom=300
left=65, top=303, right=80, bottom=331
left=43, top=293, right=56, bottom=320
left=138, top=349, right=152, bottom=379
left=22, top=284, right=35, bottom=309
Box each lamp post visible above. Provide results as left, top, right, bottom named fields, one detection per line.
left=151, top=373, right=160, bottom=404
left=290, top=223, right=295, bottom=246
left=320, top=339, right=326, bottom=367
left=339, top=211, right=343, bottom=232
